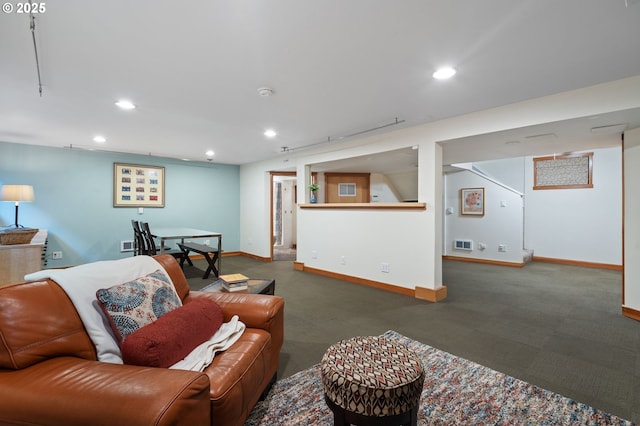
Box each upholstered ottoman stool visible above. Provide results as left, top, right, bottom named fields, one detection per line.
left=321, top=336, right=424, bottom=426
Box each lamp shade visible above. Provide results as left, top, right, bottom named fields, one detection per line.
left=1, top=185, right=35, bottom=202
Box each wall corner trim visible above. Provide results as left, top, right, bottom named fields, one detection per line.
left=415, top=285, right=448, bottom=302
left=622, top=306, right=640, bottom=322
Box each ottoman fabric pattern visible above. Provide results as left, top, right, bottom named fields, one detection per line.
left=321, top=336, right=424, bottom=418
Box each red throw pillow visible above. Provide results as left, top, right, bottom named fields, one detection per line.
left=121, top=297, right=223, bottom=368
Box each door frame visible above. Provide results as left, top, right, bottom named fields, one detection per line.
left=270, top=171, right=297, bottom=260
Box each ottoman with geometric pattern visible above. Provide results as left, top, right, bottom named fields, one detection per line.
left=320, top=336, right=424, bottom=426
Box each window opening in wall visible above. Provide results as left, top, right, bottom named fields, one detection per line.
left=533, top=152, right=593, bottom=190
left=338, top=183, right=357, bottom=197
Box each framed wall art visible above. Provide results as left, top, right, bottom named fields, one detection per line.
left=460, top=187, right=484, bottom=216
left=113, top=163, right=165, bottom=207
left=533, top=152, right=593, bottom=190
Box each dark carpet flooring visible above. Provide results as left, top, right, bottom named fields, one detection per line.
left=184, top=256, right=640, bottom=423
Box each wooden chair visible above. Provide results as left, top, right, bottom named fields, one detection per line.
left=131, top=220, right=148, bottom=256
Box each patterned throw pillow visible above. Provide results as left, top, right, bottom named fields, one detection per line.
left=96, top=270, right=182, bottom=344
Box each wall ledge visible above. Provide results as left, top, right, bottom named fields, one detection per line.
left=299, top=202, right=426, bottom=210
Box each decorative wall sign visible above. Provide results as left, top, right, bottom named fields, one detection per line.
left=460, top=187, right=484, bottom=216
left=533, top=152, right=593, bottom=190
left=113, top=163, right=165, bottom=207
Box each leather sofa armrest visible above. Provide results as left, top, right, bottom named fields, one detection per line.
left=0, top=357, right=210, bottom=426
left=187, top=291, right=284, bottom=353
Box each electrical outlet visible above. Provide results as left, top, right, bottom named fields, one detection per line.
left=381, top=262, right=390, bottom=273
left=498, top=244, right=507, bottom=252
left=311, top=250, right=318, bottom=259
left=340, top=256, right=346, bottom=265
left=52, top=251, right=63, bottom=259
left=204, top=239, right=210, bottom=246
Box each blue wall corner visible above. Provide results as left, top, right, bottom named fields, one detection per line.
left=0, top=142, right=240, bottom=268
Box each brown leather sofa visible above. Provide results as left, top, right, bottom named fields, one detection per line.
left=0, top=254, right=284, bottom=426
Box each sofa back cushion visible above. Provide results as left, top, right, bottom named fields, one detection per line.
left=0, top=280, right=96, bottom=369
left=154, top=254, right=190, bottom=300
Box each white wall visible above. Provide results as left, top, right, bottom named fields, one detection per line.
left=445, top=147, right=622, bottom=266
left=298, top=208, right=433, bottom=288
left=387, top=170, right=419, bottom=201
left=444, top=170, right=524, bottom=263
left=370, top=173, right=400, bottom=203
left=294, top=138, right=443, bottom=290
left=524, top=147, right=622, bottom=265
left=474, top=158, right=526, bottom=193
left=624, top=127, right=640, bottom=311
left=240, top=77, right=640, bottom=294
left=240, top=166, right=272, bottom=257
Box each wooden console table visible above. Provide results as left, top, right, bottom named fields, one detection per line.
left=0, top=229, right=47, bottom=286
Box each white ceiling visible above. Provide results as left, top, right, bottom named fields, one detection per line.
left=1, top=0, right=639, bottom=169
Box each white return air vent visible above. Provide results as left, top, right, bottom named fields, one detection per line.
left=121, top=240, right=134, bottom=252
left=454, top=239, right=473, bottom=251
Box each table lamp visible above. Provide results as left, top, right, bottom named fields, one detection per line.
left=1, top=184, right=35, bottom=228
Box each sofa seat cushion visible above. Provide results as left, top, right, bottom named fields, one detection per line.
left=96, top=269, right=182, bottom=344
left=122, top=298, right=224, bottom=368
left=204, top=329, right=273, bottom=426
left=0, top=356, right=210, bottom=426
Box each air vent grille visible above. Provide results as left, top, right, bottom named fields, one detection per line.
left=454, top=239, right=473, bottom=251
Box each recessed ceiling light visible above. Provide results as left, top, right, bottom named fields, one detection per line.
left=93, top=135, right=106, bottom=143
left=264, top=129, right=277, bottom=138
left=206, top=150, right=215, bottom=157
left=433, top=67, right=456, bottom=80
left=115, top=100, right=136, bottom=110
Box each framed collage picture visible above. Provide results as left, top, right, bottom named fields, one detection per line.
left=113, top=163, right=165, bottom=207
left=460, top=187, right=484, bottom=216
left=533, top=152, right=593, bottom=190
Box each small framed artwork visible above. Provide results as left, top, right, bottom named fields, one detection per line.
left=113, top=163, right=165, bottom=207
left=460, top=187, right=484, bottom=216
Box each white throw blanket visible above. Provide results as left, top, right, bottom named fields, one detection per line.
left=171, top=315, right=246, bottom=372
left=25, top=256, right=245, bottom=371
left=25, top=256, right=169, bottom=363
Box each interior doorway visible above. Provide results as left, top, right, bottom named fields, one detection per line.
left=270, top=172, right=297, bottom=261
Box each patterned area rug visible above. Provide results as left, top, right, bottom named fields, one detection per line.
left=246, top=330, right=635, bottom=425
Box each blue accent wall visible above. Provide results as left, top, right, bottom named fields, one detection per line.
left=0, top=142, right=240, bottom=268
